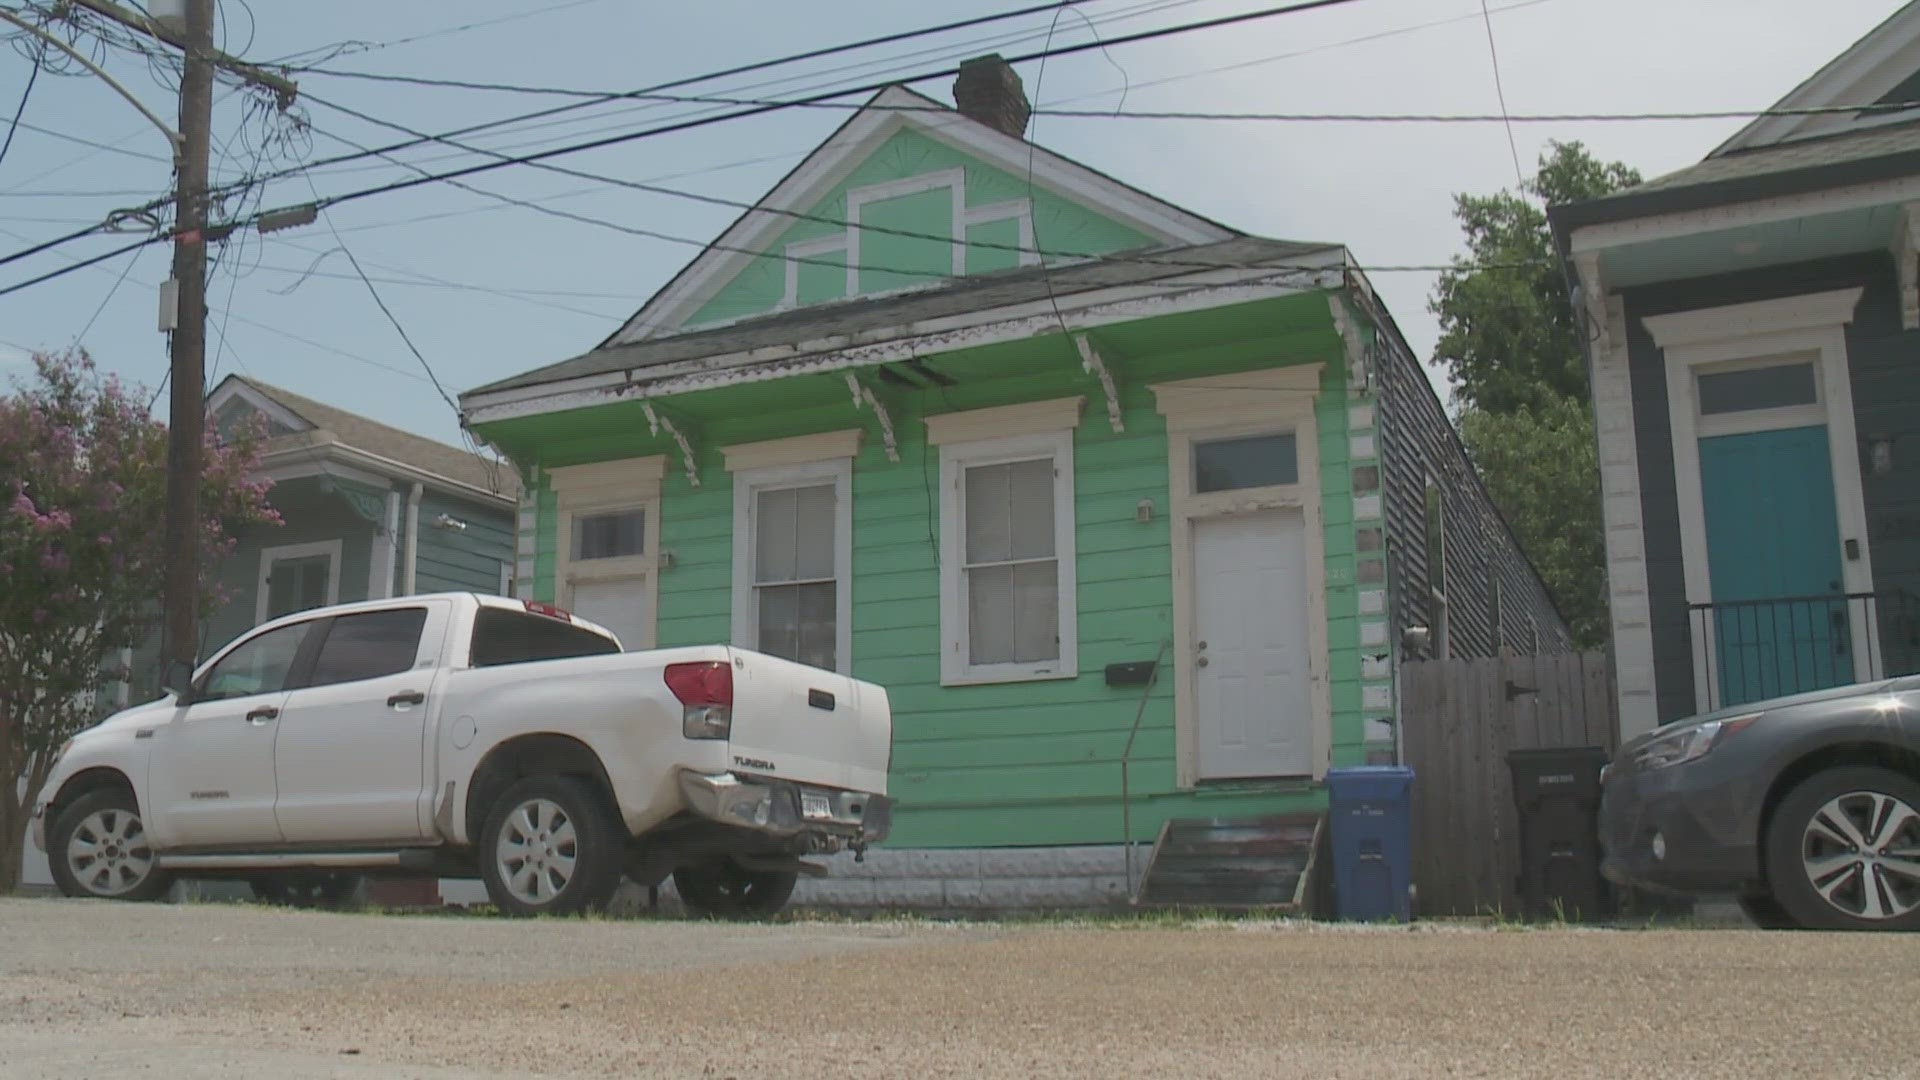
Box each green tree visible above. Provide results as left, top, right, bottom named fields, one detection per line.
left=1, top=350, right=278, bottom=893
left=1459, top=394, right=1608, bottom=649
left=1430, top=142, right=1641, bottom=649
left=1430, top=142, right=1642, bottom=415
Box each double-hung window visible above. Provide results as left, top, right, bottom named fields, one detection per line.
left=935, top=417, right=1080, bottom=685
left=731, top=456, right=853, bottom=673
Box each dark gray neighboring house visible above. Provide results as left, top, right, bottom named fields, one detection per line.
left=1551, top=1, right=1920, bottom=742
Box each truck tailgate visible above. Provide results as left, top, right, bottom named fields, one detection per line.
left=725, top=648, right=890, bottom=795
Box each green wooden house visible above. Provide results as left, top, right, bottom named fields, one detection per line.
left=460, top=57, right=1570, bottom=911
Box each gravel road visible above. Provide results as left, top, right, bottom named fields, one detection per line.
left=2, top=898, right=1915, bottom=1079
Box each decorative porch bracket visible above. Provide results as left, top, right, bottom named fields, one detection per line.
left=1896, top=203, right=1920, bottom=330
left=1073, top=335, right=1124, bottom=433
left=641, top=401, right=701, bottom=488
left=844, top=372, right=900, bottom=462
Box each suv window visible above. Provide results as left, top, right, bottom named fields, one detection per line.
left=469, top=607, right=620, bottom=668
left=304, top=608, right=429, bottom=688
left=198, top=621, right=316, bottom=701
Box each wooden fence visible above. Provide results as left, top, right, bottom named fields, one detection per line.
left=1400, top=651, right=1618, bottom=917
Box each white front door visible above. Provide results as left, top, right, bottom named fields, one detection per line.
left=1192, top=509, right=1313, bottom=779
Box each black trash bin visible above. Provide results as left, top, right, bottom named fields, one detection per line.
left=1508, top=747, right=1610, bottom=922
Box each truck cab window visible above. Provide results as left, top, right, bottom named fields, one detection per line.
left=469, top=608, right=621, bottom=668
left=304, top=608, right=429, bottom=689
left=197, top=621, right=315, bottom=701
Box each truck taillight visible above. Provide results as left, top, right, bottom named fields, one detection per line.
left=666, top=661, right=732, bottom=740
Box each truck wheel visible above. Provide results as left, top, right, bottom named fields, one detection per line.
left=48, top=789, right=174, bottom=903
left=248, top=872, right=364, bottom=909
left=1764, top=766, right=1920, bottom=932
left=674, top=859, right=798, bottom=921
left=479, top=776, right=625, bottom=917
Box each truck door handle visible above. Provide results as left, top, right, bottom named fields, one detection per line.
left=387, top=690, right=425, bottom=708
left=246, top=706, right=278, bottom=725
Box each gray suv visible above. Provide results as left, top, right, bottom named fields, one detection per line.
left=1599, top=675, right=1920, bottom=930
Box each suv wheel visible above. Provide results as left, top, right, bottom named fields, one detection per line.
left=479, top=776, right=625, bottom=917
left=674, top=858, right=798, bottom=920
left=1764, top=766, right=1920, bottom=931
left=48, top=789, right=174, bottom=902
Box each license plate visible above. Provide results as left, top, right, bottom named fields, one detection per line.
left=800, top=792, right=834, bottom=820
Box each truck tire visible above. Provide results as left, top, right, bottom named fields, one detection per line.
left=674, top=859, right=799, bottom=921
left=1764, top=766, right=1920, bottom=932
left=47, top=788, right=174, bottom=903
left=478, top=776, right=625, bottom=917
left=248, top=872, right=364, bottom=909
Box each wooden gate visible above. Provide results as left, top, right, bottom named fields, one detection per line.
left=1399, top=652, right=1618, bottom=917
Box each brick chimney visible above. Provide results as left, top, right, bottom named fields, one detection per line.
left=953, top=55, right=1031, bottom=140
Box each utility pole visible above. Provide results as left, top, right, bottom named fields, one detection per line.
left=159, top=0, right=215, bottom=673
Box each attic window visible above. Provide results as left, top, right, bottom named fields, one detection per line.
left=779, top=168, right=1036, bottom=310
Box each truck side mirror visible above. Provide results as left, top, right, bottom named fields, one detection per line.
left=162, top=660, right=196, bottom=705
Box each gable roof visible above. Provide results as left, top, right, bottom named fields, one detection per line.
left=1714, top=1, right=1920, bottom=156
left=603, top=84, right=1238, bottom=346
left=209, top=375, right=515, bottom=499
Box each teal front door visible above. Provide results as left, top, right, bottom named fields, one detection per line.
left=1698, top=425, right=1850, bottom=707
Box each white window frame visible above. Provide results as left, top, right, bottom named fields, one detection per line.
left=549, top=456, right=666, bottom=651
left=1424, top=475, right=1450, bottom=660
left=255, top=540, right=342, bottom=625
left=931, top=400, right=1083, bottom=686
left=730, top=456, right=855, bottom=674
left=1644, top=287, right=1875, bottom=713
left=1151, top=364, right=1331, bottom=785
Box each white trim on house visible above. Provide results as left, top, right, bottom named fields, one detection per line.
left=1568, top=175, right=1920, bottom=256
left=1576, top=256, right=1661, bottom=741
left=610, top=86, right=1234, bottom=344
left=1713, top=3, right=1920, bottom=155
left=255, top=540, right=343, bottom=625
left=403, top=482, right=423, bottom=595
left=253, top=437, right=513, bottom=506
left=844, top=167, right=969, bottom=291
left=925, top=395, right=1085, bottom=446
left=1151, top=363, right=1331, bottom=785
left=378, top=488, right=401, bottom=599
left=550, top=455, right=667, bottom=650
left=937, top=428, right=1080, bottom=686
left=729, top=456, right=855, bottom=675
left=1643, top=287, right=1876, bottom=714
left=206, top=378, right=312, bottom=434
left=720, top=428, right=863, bottom=472
left=465, top=257, right=1347, bottom=428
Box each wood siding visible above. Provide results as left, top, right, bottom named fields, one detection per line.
left=413, top=489, right=514, bottom=596
left=1374, top=326, right=1574, bottom=661
left=1621, top=253, right=1920, bottom=723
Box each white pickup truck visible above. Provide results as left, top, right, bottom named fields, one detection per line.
left=31, top=593, right=893, bottom=918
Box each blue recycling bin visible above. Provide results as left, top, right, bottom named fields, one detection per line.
left=1326, top=765, right=1415, bottom=922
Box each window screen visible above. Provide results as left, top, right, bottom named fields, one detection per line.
left=304, top=608, right=428, bottom=688
left=963, top=457, right=1059, bottom=665
left=1194, top=432, right=1299, bottom=493
left=753, top=484, right=837, bottom=670
left=571, top=509, right=644, bottom=561
left=1697, top=362, right=1817, bottom=416
left=469, top=607, right=621, bottom=668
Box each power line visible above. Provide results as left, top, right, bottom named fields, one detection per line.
left=74, top=239, right=143, bottom=342
left=268, top=0, right=618, bottom=67
left=1478, top=0, right=1526, bottom=187
left=170, top=0, right=1372, bottom=220
left=5, top=117, right=175, bottom=163
left=0, top=48, right=43, bottom=171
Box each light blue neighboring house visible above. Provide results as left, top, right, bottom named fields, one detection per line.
left=191, top=375, right=521, bottom=664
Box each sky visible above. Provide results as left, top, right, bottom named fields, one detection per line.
left=0, top=0, right=1905, bottom=449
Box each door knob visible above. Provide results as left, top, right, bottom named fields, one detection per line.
left=1196, top=641, right=1208, bottom=651
left=246, top=706, right=278, bottom=725
left=1197, top=656, right=1210, bottom=668
left=387, top=690, right=426, bottom=708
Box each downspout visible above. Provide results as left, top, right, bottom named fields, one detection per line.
left=403, top=482, right=423, bottom=595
